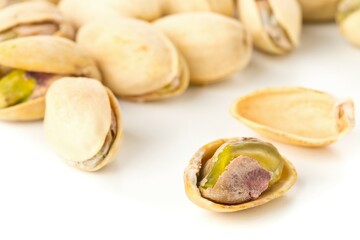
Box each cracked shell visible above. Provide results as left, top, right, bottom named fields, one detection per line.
left=231, top=87, right=355, bottom=147
left=184, top=137, right=297, bottom=212
left=45, top=77, right=122, bottom=171
left=237, top=0, right=302, bottom=55
left=77, top=18, right=189, bottom=102
left=336, top=0, right=360, bottom=47
left=0, top=36, right=101, bottom=121
left=154, top=12, right=252, bottom=84
left=298, top=0, right=340, bottom=22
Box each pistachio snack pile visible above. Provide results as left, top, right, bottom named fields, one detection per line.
left=0, top=0, right=357, bottom=213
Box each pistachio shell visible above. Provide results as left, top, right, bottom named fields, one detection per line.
left=0, top=1, right=74, bottom=42
left=59, top=0, right=162, bottom=28
left=0, top=0, right=59, bottom=9
left=0, top=36, right=101, bottom=121
left=161, top=0, right=234, bottom=16
left=298, top=0, right=340, bottom=22
left=337, top=0, right=360, bottom=47
left=184, top=138, right=297, bottom=212
left=154, top=12, right=252, bottom=84
left=237, top=0, right=302, bottom=55
left=231, top=87, right=355, bottom=147
left=44, top=77, right=122, bottom=172
left=77, top=18, right=189, bottom=101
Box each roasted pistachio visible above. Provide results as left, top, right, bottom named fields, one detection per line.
left=161, top=0, right=234, bottom=16
left=237, top=0, right=302, bottom=55
left=336, top=0, right=360, bottom=47
left=0, top=0, right=59, bottom=9
left=0, top=36, right=101, bottom=121
left=154, top=12, right=252, bottom=84
left=231, top=87, right=355, bottom=147
left=45, top=77, right=122, bottom=172
left=298, top=0, right=340, bottom=22
left=77, top=18, right=189, bottom=102
left=184, top=138, right=297, bottom=212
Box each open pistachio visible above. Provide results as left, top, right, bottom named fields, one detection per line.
left=154, top=12, right=252, bottom=84
left=237, top=0, right=302, bottom=55
left=77, top=18, right=189, bottom=102
left=0, top=36, right=101, bottom=121
left=45, top=77, right=122, bottom=172
left=298, top=0, right=340, bottom=22
left=336, top=0, right=360, bottom=47
left=161, top=0, right=234, bottom=17
left=0, top=1, right=74, bottom=43
left=59, top=0, right=162, bottom=29
left=184, top=138, right=297, bottom=212
left=231, top=87, right=355, bottom=147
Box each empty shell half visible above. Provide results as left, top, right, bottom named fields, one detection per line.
left=336, top=0, right=360, bottom=47
left=237, top=0, right=302, bottom=55
left=184, top=137, right=297, bottom=212
left=77, top=18, right=189, bottom=102
left=0, top=36, right=101, bottom=121
left=45, top=77, right=122, bottom=172
left=231, top=87, right=355, bottom=147
left=298, top=0, right=340, bottom=22
left=154, top=12, right=252, bottom=84
left=0, top=1, right=74, bottom=43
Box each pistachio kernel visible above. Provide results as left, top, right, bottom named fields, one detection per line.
left=337, top=0, right=360, bottom=23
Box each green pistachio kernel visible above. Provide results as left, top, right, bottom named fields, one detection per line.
left=337, top=0, right=360, bottom=23
left=0, top=70, right=36, bottom=109
left=0, top=31, right=17, bottom=42
left=200, top=138, right=284, bottom=189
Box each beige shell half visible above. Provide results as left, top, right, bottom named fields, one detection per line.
left=237, top=0, right=302, bottom=55
left=45, top=77, right=122, bottom=172
left=337, top=3, right=360, bottom=48
left=0, top=36, right=101, bottom=121
left=59, top=0, right=162, bottom=29
left=184, top=138, right=297, bottom=212
left=231, top=87, right=355, bottom=147
left=298, top=0, right=340, bottom=22
left=77, top=18, right=189, bottom=101
left=0, top=1, right=74, bottom=41
left=154, top=12, right=252, bottom=84
left=161, top=0, right=234, bottom=17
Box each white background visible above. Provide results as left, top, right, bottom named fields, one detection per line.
left=0, top=24, right=359, bottom=239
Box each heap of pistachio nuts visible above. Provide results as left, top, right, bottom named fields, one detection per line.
left=0, top=0, right=357, bottom=212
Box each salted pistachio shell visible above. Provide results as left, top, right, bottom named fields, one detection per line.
left=238, top=0, right=302, bottom=55
left=0, top=1, right=74, bottom=42
left=154, top=12, right=252, bottom=84
left=161, top=0, right=234, bottom=16
left=231, top=87, right=355, bottom=147
left=298, top=0, right=340, bottom=22
left=45, top=77, right=122, bottom=172
left=184, top=138, right=297, bottom=212
left=336, top=0, right=360, bottom=47
left=77, top=18, right=189, bottom=102
left=59, top=0, right=162, bottom=29
left=0, top=36, right=101, bottom=121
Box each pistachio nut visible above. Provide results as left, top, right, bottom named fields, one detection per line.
left=237, top=0, right=302, bottom=55
left=154, top=12, right=252, bottom=84
left=0, top=0, right=59, bottom=9
left=45, top=77, right=122, bottom=172
left=59, top=0, right=162, bottom=29
left=298, top=0, right=340, bottom=22
left=161, top=0, right=235, bottom=17
left=336, top=0, right=360, bottom=47
left=184, top=137, right=297, bottom=212
left=0, top=36, right=101, bottom=121
left=0, top=1, right=74, bottom=43
left=231, top=87, right=355, bottom=147
left=77, top=18, right=189, bottom=102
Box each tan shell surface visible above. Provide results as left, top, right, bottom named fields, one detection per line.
left=298, top=0, right=340, bottom=22
left=0, top=0, right=59, bottom=8
left=45, top=78, right=112, bottom=163
left=77, top=18, right=183, bottom=98
left=0, top=36, right=101, bottom=121
left=59, top=0, right=162, bottom=29
left=339, top=10, right=360, bottom=47
left=231, top=87, right=355, bottom=147
left=0, top=1, right=74, bottom=40
left=154, top=12, right=252, bottom=84
left=161, top=0, right=234, bottom=16
left=238, top=0, right=302, bottom=55
left=184, top=138, right=297, bottom=212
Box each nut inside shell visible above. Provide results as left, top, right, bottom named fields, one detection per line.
left=336, top=0, right=360, bottom=47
